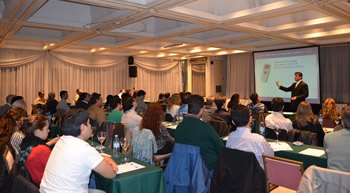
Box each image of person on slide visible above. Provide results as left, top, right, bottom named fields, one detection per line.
left=276, top=72, right=309, bottom=112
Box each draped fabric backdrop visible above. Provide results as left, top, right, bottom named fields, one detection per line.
left=191, top=64, right=206, bottom=96
left=0, top=49, right=182, bottom=112
left=226, top=53, right=255, bottom=99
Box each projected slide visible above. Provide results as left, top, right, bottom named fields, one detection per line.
left=254, top=47, right=320, bottom=104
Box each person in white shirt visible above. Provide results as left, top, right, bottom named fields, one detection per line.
left=34, top=90, right=46, bottom=105
left=40, top=109, right=118, bottom=193
left=226, top=105, right=274, bottom=170
left=265, top=97, right=293, bottom=132
left=56, top=90, right=70, bottom=112
left=121, top=95, right=141, bottom=134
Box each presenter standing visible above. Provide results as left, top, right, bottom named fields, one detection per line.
left=276, top=72, right=309, bottom=112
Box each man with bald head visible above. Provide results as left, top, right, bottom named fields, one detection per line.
left=0, top=94, right=15, bottom=117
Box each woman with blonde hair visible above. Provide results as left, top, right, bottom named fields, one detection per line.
left=293, top=101, right=325, bottom=146
left=321, top=98, right=340, bottom=121
left=166, top=93, right=181, bottom=117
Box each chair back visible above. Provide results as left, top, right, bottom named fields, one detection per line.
left=210, top=148, right=265, bottom=193
left=164, top=143, right=210, bottom=193
left=209, top=119, right=230, bottom=137
left=252, top=112, right=269, bottom=127
left=297, top=165, right=350, bottom=193
left=10, top=175, right=39, bottom=193
left=100, top=122, right=115, bottom=148
left=288, top=129, right=318, bottom=146
left=132, top=128, right=157, bottom=164
left=264, top=127, right=288, bottom=141
left=263, top=155, right=304, bottom=191
left=165, top=113, right=174, bottom=122
left=322, top=119, right=336, bottom=128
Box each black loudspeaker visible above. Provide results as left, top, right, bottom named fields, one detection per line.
left=129, top=66, right=137, bottom=78
left=128, top=56, right=134, bottom=65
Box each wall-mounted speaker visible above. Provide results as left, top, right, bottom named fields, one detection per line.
left=128, top=56, right=134, bottom=65
left=129, top=66, right=137, bottom=78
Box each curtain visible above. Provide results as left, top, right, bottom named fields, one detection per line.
left=0, top=49, right=182, bottom=112
left=226, top=53, right=255, bottom=99
left=319, top=45, right=350, bottom=103
left=192, top=70, right=205, bottom=96
left=134, top=58, right=182, bottom=101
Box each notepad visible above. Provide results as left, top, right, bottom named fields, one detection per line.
left=100, top=152, right=111, bottom=157
left=298, top=148, right=325, bottom=157
left=117, top=162, right=145, bottom=174
left=268, top=142, right=293, bottom=151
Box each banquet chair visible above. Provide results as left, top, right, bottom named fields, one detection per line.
left=252, top=112, right=269, bottom=128
left=113, top=123, right=133, bottom=153
left=209, top=119, right=230, bottom=137
left=297, top=165, right=350, bottom=193
left=1, top=145, right=16, bottom=193
left=287, top=129, right=317, bottom=146
left=10, top=175, right=39, bottom=193
left=164, top=143, right=210, bottom=193
left=210, top=148, right=265, bottom=193
left=165, top=113, right=174, bottom=122
left=263, top=155, right=304, bottom=193
left=100, top=121, right=115, bottom=148
left=132, top=128, right=157, bottom=164
left=322, top=119, right=336, bottom=128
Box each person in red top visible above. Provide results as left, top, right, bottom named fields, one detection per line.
left=17, top=114, right=59, bottom=185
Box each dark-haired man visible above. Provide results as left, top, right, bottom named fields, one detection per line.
left=226, top=105, right=273, bottom=170
left=175, top=95, right=224, bottom=172
left=265, top=97, right=293, bottom=132
left=57, top=90, right=70, bottom=112
left=0, top=94, right=15, bottom=117
left=276, top=72, right=309, bottom=111
left=121, top=96, right=141, bottom=134
left=324, top=106, right=350, bottom=172
left=40, top=109, right=118, bottom=192
left=135, top=89, right=147, bottom=116
left=87, top=93, right=106, bottom=127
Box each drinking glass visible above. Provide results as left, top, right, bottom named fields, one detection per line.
left=335, top=117, right=341, bottom=125
left=120, top=137, right=130, bottom=163
left=97, top=131, right=106, bottom=152
left=274, top=127, right=280, bottom=144
left=90, top=127, right=96, bottom=145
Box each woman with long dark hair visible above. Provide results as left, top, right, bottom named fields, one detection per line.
left=293, top=101, right=325, bottom=146
left=227, top=94, right=240, bottom=110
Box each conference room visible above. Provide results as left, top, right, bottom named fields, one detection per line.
left=0, top=0, right=350, bottom=193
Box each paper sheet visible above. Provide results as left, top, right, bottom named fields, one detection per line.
left=222, top=136, right=228, bottom=141
left=162, top=122, right=178, bottom=129
left=100, top=153, right=111, bottom=157
left=268, top=142, right=293, bottom=151
left=298, top=148, right=325, bottom=157
left=117, top=162, right=145, bottom=174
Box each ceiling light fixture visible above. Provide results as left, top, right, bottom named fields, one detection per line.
left=163, top=43, right=184, bottom=49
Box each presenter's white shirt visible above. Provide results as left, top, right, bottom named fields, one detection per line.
left=40, top=136, right=103, bottom=193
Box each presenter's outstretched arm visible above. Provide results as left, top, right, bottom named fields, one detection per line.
left=276, top=81, right=280, bottom=87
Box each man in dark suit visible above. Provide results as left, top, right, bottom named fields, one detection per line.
left=276, top=72, right=309, bottom=112
left=0, top=94, right=15, bottom=117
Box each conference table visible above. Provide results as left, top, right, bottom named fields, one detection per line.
left=92, top=143, right=167, bottom=193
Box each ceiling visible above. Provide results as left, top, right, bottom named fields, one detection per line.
left=0, top=0, right=349, bottom=59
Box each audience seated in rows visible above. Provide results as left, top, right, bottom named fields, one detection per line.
left=226, top=105, right=274, bottom=170
left=121, top=95, right=141, bottom=134
left=247, top=93, right=268, bottom=115
left=40, top=109, right=118, bottom=192
left=135, top=90, right=148, bottom=116
left=265, top=97, right=293, bottom=132
left=107, top=96, right=123, bottom=124
left=175, top=95, right=224, bottom=172
left=17, top=114, right=59, bottom=186
left=103, top=95, right=114, bottom=112
left=87, top=93, right=106, bottom=127
left=73, top=88, right=83, bottom=105
left=293, top=101, right=325, bottom=147
left=324, top=106, right=350, bottom=172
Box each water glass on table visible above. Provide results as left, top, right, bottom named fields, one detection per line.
left=274, top=127, right=280, bottom=144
